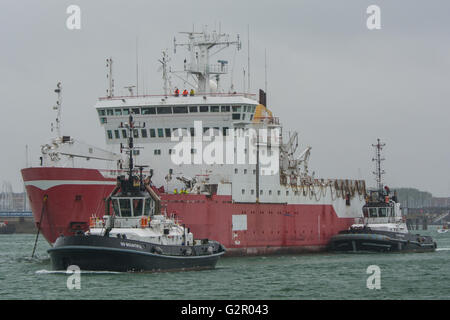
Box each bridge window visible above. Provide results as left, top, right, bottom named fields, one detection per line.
left=157, top=106, right=172, bottom=114
left=122, top=129, right=127, bottom=138
left=100, top=117, right=107, bottom=124
left=173, top=106, right=188, bottom=114
left=157, top=128, right=164, bottom=138
left=132, top=107, right=140, bottom=114
left=232, top=113, right=240, bottom=120
left=149, top=129, right=156, bottom=138
left=141, top=129, right=148, bottom=138
left=97, top=109, right=106, bottom=116
left=107, top=130, right=113, bottom=140
left=142, top=107, right=156, bottom=115
left=154, top=149, right=161, bottom=155
left=165, top=128, right=171, bottom=137
left=122, top=108, right=130, bottom=115
left=232, top=105, right=242, bottom=112
left=106, top=109, right=114, bottom=116
left=114, top=109, right=122, bottom=116
left=189, top=106, right=198, bottom=113
left=221, top=105, right=230, bottom=112
left=133, top=129, right=139, bottom=138
left=114, top=130, right=120, bottom=139
left=210, top=106, right=220, bottom=112
left=200, top=106, right=209, bottom=112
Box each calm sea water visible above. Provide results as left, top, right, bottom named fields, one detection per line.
left=0, top=226, right=449, bottom=300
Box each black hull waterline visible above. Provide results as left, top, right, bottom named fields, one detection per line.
left=48, top=235, right=225, bottom=272
left=329, top=231, right=437, bottom=253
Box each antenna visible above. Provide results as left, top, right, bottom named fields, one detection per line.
left=247, top=24, right=250, bottom=94
left=136, top=36, right=139, bottom=96
left=264, top=48, right=268, bottom=99
left=243, top=68, right=246, bottom=94
left=372, top=138, right=386, bottom=190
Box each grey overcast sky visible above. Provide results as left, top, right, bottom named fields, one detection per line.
left=0, top=0, right=449, bottom=196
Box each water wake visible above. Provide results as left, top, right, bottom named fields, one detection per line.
left=35, top=269, right=123, bottom=275
left=436, top=248, right=450, bottom=251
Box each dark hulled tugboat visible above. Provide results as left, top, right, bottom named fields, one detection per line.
left=48, top=115, right=226, bottom=272
left=329, top=139, right=436, bottom=253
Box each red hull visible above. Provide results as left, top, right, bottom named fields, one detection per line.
left=22, top=167, right=355, bottom=255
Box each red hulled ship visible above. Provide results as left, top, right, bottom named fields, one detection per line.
left=22, top=27, right=366, bottom=255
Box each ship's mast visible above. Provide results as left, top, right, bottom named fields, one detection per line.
left=372, top=138, right=386, bottom=190
left=106, top=58, right=114, bottom=98
left=158, top=50, right=171, bottom=96
left=173, top=26, right=241, bottom=94
left=52, top=82, right=62, bottom=138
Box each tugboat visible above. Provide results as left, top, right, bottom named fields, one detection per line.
left=329, top=139, right=436, bottom=253
left=0, top=221, right=15, bottom=234
left=48, top=115, right=226, bottom=272
left=437, top=222, right=449, bottom=234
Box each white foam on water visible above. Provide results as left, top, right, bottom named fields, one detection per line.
left=435, top=247, right=450, bottom=251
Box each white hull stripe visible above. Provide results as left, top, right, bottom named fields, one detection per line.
left=24, top=180, right=116, bottom=191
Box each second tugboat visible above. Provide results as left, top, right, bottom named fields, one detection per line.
left=329, top=139, right=436, bottom=253
left=48, top=115, right=226, bottom=272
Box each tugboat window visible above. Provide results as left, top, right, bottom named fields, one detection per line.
left=389, top=208, right=394, bottom=217
left=144, top=198, right=151, bottom=216
left=369, top=208, right=378, bottom=217
left=363, top=208, right=369, bottom=217
left=133, top=199, right=144, bottom=216
left=112, top=199, right=120, bottom=215
left=378, top=208, right=388, bottom=217
left=119, top=199, right=132, bottom=217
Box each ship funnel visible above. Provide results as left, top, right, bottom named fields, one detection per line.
left=259, top=89, right=267, bottom=107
